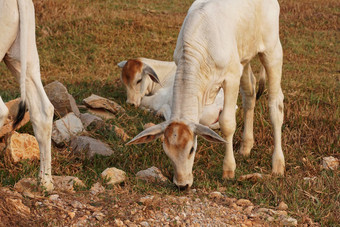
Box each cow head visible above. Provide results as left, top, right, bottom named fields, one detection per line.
left=118, top=59, right=160, bottom=106
left=127, top=120, right=225, bottom=189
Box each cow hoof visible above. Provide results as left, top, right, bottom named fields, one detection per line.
left=239, top=141, right=253, bottom=157
left=222, top=170, right=235, bottom=179
left=272, top=160, right=285, bottom=176
left=41, top=180, right=54, bottom=192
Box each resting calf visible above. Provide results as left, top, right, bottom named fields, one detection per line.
left=118, top=58, right=226, bottom=128
left=0, top=0, right=54, bottom=191
left=128, top=0, right=284, bottom=189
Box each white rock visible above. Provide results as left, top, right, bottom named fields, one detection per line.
left=101, top=167, right=126, bottom=185
left=70, top=136, right=114, bottom=158
left=136, top=166, right=168, bottom=182
left=49, top=194, right=59, bottom=201
left=140, top=221, right=150, bottom=227
left=322, top=156, right=339, bottom=170
left=80, top=113, right=104, bottom=129
left=5, top=132, right=40, bottom=163
left=52, top=113, right=84, bottom=145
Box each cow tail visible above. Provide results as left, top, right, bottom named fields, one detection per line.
left=13, top=0, right=28, bottom=129
left=256, top=66, right=266, bottom=100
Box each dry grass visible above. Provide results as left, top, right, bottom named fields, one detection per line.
left=0, top=0, right=339, bottom=225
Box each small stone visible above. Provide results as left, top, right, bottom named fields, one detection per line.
left=136, top=166, right=168, bottom=183
left=71, top=200, right=84, bottom=209
left=70, top=136, right=114, bottom=158
left=80, top=113, right=104, bottom=129
left=244, top=205, right=254, bottom=214
left=83, top=94, right=125, bottom=114
left=209, top=191, right=223, bottom=199
left=238, top=173, right=263, bottom=181
left=51, top=113, right=84, bottom=146
left=139, top=195, right=154, bottom=204
left=101, top=167, right=126, bottom=185
left=52, top=176, right=85, bottom=193
left=236, top=199, right=253, bottom=207
left=49, top=194, right=59, bottom=201
left=114, top=125, right=130, bottom=142
left=277, top=201, right=288, bottom=210
left=90, top=182, right=105, bottom=195
left=140, top=221, right=150, bottom=227
left=5, top=132, right=40, bottom=163
left=281, top=217, right=298, bottom=226
left=115, top=219, right=125, bottom=227
left=322, top=156, right=339, bottom=170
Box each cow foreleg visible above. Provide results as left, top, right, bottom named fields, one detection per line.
left=239, top=63, right=256, bottom=156
left=219, top=67, right=241, bottom=179
left=260, top=41, right=285, bottom=175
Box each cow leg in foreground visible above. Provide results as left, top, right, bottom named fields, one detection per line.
left=260, top=41, right=285, bottom=175
left=239, top=64, right=257, bottom=156
left=219, top=64, right=242, bottom=179
left=4, top=56, right=54, bottom=191
left=0, top=97, right=9, bottom=129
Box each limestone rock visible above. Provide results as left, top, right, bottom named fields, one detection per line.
left=52, top=176, right=85, bottom=193
left=80, top=113, right=104, bottom=129
left=44, top=81, right=80, bottom=117
left=14, top=178, right=40, bottom=198
left=101, top=167, right=126, bottom=185
left=136, top=166, right=168, bottom=182
left=322, top=156, right=339, bottom=170
left=51, top=113, right=84, bottom=146
left=83, top=94, right=125, bottom=114
left=5, top=132, right=40, bottom=163
left=0, top=98, right=30, bottom=138
left=70, top=136, right=114, bottom=158
left=5, top=197, right=30, bottom=216
left=280, top=217, right=298, bottom=226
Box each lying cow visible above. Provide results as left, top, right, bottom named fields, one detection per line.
left=128, top=0, right=284, bottom=189
left=118, top=58, right=226, bottom=128
left=0, top=0, right=54, bottom=191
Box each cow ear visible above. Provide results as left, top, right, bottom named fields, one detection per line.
left=143, top=64, right=162, bottom=86
left=194, top=124, right=226, bottom=143
left=126, top=122, right=168, bottom=145
left=117, top=60, right=127, bottom=68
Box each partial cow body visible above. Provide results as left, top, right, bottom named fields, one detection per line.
left=0, top=0, right=54, bottom=191
left=128, top=0, right=284, bottom=189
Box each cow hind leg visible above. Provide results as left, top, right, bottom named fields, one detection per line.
left=0, top=97, right=9, bottom=129
left=239, top=63, right=256, bottom=156
left=259, top=41, right=285, bottom=175
left=4, top=56, right=55, bottom=191
left=219, top=66, right=241, bottom=179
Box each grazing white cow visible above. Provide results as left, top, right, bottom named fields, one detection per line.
left=128, top=0, right=284, bottom=189
left=0, top=0, right=54, bottom=191
left=118, top=58, right=226, bottom=128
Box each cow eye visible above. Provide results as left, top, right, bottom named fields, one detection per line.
left=189, top=147, right=194, bottom=155
left=136, top=79, right=142, bottom=84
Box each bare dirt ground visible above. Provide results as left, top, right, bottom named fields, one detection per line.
left=0, top=184, right=302, bottom=227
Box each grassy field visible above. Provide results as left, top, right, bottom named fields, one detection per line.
left=0, top=0, right=339, bottom=225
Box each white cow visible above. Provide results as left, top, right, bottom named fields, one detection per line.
left=128, top=0, right=284, bottom=189
left=0, top=0, right=54, bottom=191
left=118, top=58, right=226, bottom=128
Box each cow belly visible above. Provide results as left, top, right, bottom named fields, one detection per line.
left=0, top=0, right=19, bottom=61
